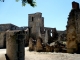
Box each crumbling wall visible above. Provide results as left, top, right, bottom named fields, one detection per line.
left=0, top=23, right=19, bottom=31
left=27, top=12, right=67, bottom=52
left=66, top=1, right=80, bottom=53
left=44, top=27, right=58, bottom=44
left=66, top=25, right=77, bottom=53
left=6, top=30, right=25, bottom=60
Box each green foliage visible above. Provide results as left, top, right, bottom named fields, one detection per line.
left=0, top=0, right=37, bottom=7
left=16, top=0, right=37, bottom=7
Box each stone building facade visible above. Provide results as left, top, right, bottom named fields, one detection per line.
left=66, top=1, right=80, bottom=53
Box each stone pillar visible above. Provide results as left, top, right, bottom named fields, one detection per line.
left=6, top=30, right=25, bottom=60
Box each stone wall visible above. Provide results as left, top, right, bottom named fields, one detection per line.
left=66, top=1, right=80, bottom=53
left=6, top=30, right=25, bottom=60
left=0, top=23, right=29, bottom=31
left=0, top=23, right=19, bottom=31
left=44, top=27, right=58, bottom=43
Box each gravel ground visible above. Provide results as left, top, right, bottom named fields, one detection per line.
left=0, top=47, right=80, bottom=60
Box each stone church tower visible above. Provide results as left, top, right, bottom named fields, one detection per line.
left=28, top=12, right=44, bottom=39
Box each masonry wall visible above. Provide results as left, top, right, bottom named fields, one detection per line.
left=44, top=27, right=58, bottom=43
left=0, top=23, right=20, bottom=31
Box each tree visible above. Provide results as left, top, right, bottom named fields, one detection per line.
left=0, top=0, right=36, bottom=7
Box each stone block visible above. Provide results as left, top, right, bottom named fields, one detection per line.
left=6, top=30, right=25, bottom=60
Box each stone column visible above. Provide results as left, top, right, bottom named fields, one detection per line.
left=6, top=30, right=25, bottom=60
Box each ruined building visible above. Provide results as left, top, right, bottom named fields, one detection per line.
left=23, top=12, right=66, bottom=52
left=66, top=1, right=80, bottom=53
left=0, top=12, right=66, bottom=49
left=1, top=1, right=80, bottom=60
left=28, top=12, right=60, bottom=43
left=28, top=12, right=67, bottom=44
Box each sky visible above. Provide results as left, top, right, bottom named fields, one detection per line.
left=0, top=0, right=80, bottom=31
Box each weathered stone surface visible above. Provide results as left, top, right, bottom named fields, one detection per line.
left=54, top=41, right=61, bottom=52
left=44, top=30, right=48, bottom=44
left=66, top=1, right=80, bottom=54
left=0, top=32, right=6, bottom=48
left=29, top=38, right=34, bottom=51
left=6, top=30, right=25, bottom=60
left=45, top=44, right=54, bottom=52
left=36, top=37, right=43, bottom=52
left=45, top=44, right=51, bottom=52
left=53, top=40, right=66, bottom=52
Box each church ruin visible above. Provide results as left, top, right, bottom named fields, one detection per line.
left=1, top=1, right=80, bottom=60
left=0, top=12, right=66, bottom=49
left=0, top=12, right=66, bottom=60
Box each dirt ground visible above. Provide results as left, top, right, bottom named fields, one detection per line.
left=0, top=47, right=80, bottom=60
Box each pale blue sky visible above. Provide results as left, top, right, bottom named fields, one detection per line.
left=0, top=0, right=80, bottom=30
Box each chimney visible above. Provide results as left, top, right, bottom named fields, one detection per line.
left=72, top=1, right=79, bottom=9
